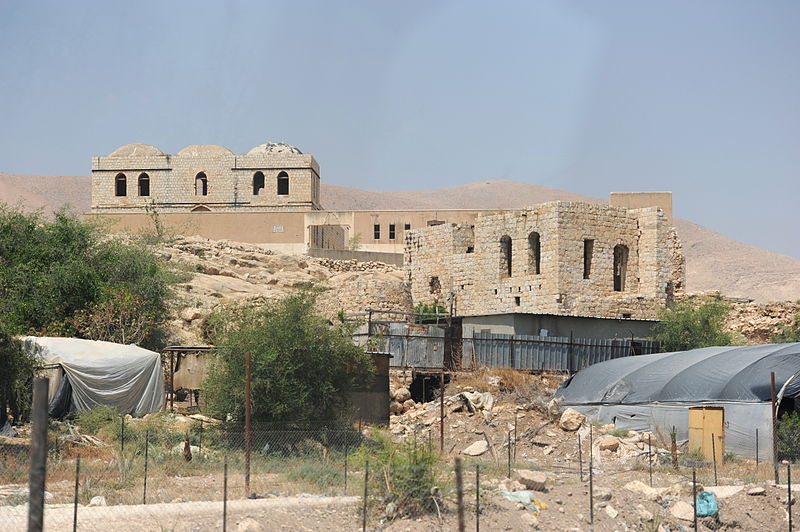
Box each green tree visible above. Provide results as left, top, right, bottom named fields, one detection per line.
left=772, top=314, right=800, bottom=343
left=0, top=206, right=178, bottom=349
left=203, top=289, right=373, bottom=426
left=653, top=296, right=734, bottom=352
left=0, top=205, right=180, bottom=420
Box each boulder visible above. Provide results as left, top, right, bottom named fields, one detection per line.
left=604, top=504, right=619, bottom=519
left=594, top=489, right=612, bottom=501
left=394, top=388, right=411, bottom=403
left=462, top=440, right=489, bottom=456
left=402, top=399, right=416, bottom=411
left=559, top=408, right=586, bottom=431
left=389, top=401, right=403, bottom=415
left=598, top=436, right=620, bottom=452
left=634, top=504, right=653, bottom=522
left=88, top=496, right=107, bottom=507
left=623, top=480, right=664, bottom=502
left=747, top=486, right=766, bottom=496
left=670, top=500, right=694, bottom=521
left=514, top=469, right=548, bottom=492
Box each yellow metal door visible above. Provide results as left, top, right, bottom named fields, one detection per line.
left=688, top=407, right=725, bottom=463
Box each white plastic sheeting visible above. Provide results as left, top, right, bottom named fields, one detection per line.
left=22, top=336, right=164, bottom=416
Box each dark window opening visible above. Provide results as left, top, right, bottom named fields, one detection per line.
left=500, top=235, right=512, bottom=278
left=622, top=313, right=632, bottom=319
left=389, top=224, right=396, bottom=240
left=373, top=224, right=381, bottom=240
left=528, top=232, right=541, bottom=274
left=583, top=239, right=594, bottom=279
left=115, top=173, right=127, bottom=197
left=613, top=244, right=629, bottom=292
left=277, top=171, right=289, bottom=195
left=195, top=172, right=208, bottom=196
left=427, top=220, right=445, bottom=226
left=466, top=246, right=474, bottom=253
left=514, top=296, right=521, bottom=306
left=253, top=171, right=265, bottom=195
left=429, top=276, right=441, bottom=294
left=404, top=223, right=411, bottom=231
left=137, top=173, right=150, bottom=197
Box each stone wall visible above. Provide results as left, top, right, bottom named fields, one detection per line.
left=405, top=201, right=684, bottom=320
left=91, top=144, right=320, bottom=213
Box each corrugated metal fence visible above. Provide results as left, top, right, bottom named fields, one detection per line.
left=360, top=323, right=659, bottom=371
left=463, top=332, right=660, bottom=372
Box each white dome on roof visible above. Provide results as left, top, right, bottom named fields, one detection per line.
left=108, top=143, right=164, bottom=157
left=247, top=142, right=303, bottom=155
left=176, top=144, right=234, bottom=157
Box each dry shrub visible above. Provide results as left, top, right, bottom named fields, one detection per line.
left=452, top=367, right=563, bottom=413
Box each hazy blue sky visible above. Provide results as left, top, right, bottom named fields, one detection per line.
left=1, top=1, right=798, bottom=257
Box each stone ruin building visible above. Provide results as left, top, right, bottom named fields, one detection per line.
left=405, top=201, right=685, bottom=333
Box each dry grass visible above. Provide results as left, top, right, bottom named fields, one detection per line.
left=450, top=367, right=564, bottom=413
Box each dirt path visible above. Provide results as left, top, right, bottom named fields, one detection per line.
left=2, top=496, right=361, bottom=531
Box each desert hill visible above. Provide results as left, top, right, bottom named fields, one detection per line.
left=2, top=172, right=799, bottom=303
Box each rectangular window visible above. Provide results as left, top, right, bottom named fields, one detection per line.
left=373, top=224, right=380, bottom=240
left=514, top=296, right=521, bottom=306
left=389, top=224, right=396, bottom=240
left=583, top=239, right=594, bottom=279
left=404, top=223, right=411, bottom=231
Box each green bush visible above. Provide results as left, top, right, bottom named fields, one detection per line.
left=353, top=429, right=443, bottom=516
left=203, top=289, right=373, bottom=426
left=76, top=405, right=120, bottom=434
left=778, top=411, right=800, bottom=461
left=653, top=296, right=734, bottom=352
left=773, top=314, right=800, bottom=343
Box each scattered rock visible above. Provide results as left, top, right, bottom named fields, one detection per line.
left=594, top=489, right=612, bottom=501
left=389, top=401, right=403, bottom=415
left=604, top=504, right=619, bottom=519
left=634, top=504, right=653, bottom=521
left=623, top=480, right=664, bottom=502
left=498, top=479, right=526, bottom=492
left=88, top=496, right=106, bottom=507
left=514, top=469, right=548, bottom=491
left=394, top=388, right=411, bottom=403
left=402, top=399, right=416, bottom=410
left=671, top=500, right=695, bottom=521
left=462, top=440, right=489, bottom=456
left=559, top=408, right=586, bottom=431
left=520, top=512, right=539, bottom=527
left=180, top=307, right=203, bottom=322
left=598, top=436, right=620, bottom=452
left=747, top=486, right=766, bottom=496
left=706, top=485, right=744, bottom=499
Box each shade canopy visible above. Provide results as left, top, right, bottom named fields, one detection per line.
left=556, top=343, right=800, bottom=405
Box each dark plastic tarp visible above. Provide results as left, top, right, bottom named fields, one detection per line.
left=556, top=343, right=800, bottom=404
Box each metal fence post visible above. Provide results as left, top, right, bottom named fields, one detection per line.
left=788, top=462, right=793, bottom=532
left=578, top=434, right=583, bottom=481
left=120, top=415, right=125, bottom=455
left=223, top=455, right=228, bottom=532
left=344, top=445, right=349, bottom=494
left=507, top=431, right=512, bottom=478
left=73, top=455, right=80, bottom=532
left=440, top=370, right=445, bottom=453
left=362, top=460, right=369, bottom=532
left=589, top=425, right=594, bottom=526
left=692, top=467, right=698, bottom=532
left=143, top=429, right=149, bottom=504
left=711, top=433, right=718, bottom=486
left=648, top=434, right=653, bottom=487
left=455, top=457, right=465, bottom=532
left=245, top=351, right=252, bottom=496
left=28, top=377, right=49, bottom=532
left=476, top=464, right=480, bottom=532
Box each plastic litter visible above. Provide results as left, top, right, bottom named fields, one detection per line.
left=496, top=490, right=548, bottom=514
left=696, top=491, right=719, bottom=517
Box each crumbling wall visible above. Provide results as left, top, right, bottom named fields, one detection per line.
left=405, top=201, right=683, bottom=320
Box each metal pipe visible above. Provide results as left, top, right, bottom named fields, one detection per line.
left=245, top=351, right=252, bottom=496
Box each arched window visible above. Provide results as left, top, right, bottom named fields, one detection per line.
left=195, top=172, right=208, bottom=196
left=500, top=235, right=512, bottom=278
left=252, top=171, right=265, bottom=195
left=115, top=173, right=127, bottom=197
left=277, top=171, right=289, bottom=195
left=138, top=173, right=150, bottom=197
left=613, top=244, right=629, bottom=292
left=528, top=232, right=541, bottom=274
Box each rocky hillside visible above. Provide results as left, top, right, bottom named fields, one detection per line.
left=2, top=171, right=800, bottom=303
left=158, top=236, right=412, bottom=344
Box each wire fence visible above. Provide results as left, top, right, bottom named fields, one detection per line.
left=2, top=411, right=797, bottom=531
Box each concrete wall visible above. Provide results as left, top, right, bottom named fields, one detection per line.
left=610, top=192, right=672, bottom=220
left=462, top=313, right=657, bottom=339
